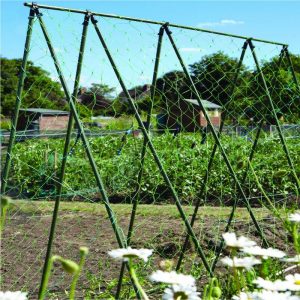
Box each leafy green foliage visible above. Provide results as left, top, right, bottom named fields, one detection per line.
left=9, top=133, right=299, bottom=201
left=0, top=58, right=65, bottom=115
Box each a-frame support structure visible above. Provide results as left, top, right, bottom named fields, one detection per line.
left=2, top=3, right=299, bottom=298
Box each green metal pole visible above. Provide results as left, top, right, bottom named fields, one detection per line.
left=23, top=2, right=287, bottom=47
left=1, top=7, right=35, bottom=194
left=115, top=26, right=165, bottom=298
left=38, top=13, right=91, bottom=299
left=36, top=9, right=125, bottom=247
left=248, top=40, right=300, bottom=192
left=176, top=40, right=249, bottom=271
left=284, top=46, right=300, bottom=92
left=35, top=11, right=143, bottom=299
left=211, top=45, right=287, bottom=271
left=91, top=16, right=213, bottom=276
left=164, top=25, right=268, bottom=246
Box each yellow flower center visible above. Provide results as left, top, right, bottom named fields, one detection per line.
left=174, top=291, right=188, bottom=300
left=295, top=279, right=300, bottom=285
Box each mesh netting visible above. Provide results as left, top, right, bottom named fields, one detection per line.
left=1, top=3, right=299, bottom=299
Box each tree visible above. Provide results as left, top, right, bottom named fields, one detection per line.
left=247, top=54, right=300, bottom=123
left=87, top=83, right=115, bottom=98
left=0, top=58, right=65, bottom=115
left=77, top=83, right=116, bottom=115
left=189, top=52, right=249, bottom=108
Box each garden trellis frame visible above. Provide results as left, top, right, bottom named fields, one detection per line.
left=1, top=2, right=299, bottom=298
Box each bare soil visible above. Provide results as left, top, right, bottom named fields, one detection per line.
left=0, top=202, right=296, bottom=299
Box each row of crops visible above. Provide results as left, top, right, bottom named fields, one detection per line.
left=8, top=132, right=299, bottom=203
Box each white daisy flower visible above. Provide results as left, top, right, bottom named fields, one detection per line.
left=0, top=291, right=28, bottom=300
left=288, top=212, right=300, bottom=223
left=282, top=255, right=300, bottom=263
left=253, top=277, right=290, bottom=291
left=221, top=256, right=261, bottom=270
left=233, top=290, right=300, bottom=300
left=162, top=284, right=201, bottom=300
left=232, top=292, right=250, bottom=300
left=285, top=274, right=300, bottom=291
left=241, top=246, right=286, bottom=259
left=149, top=270, right=196, bottom=286
left=108, top=247, right=153, bottom=262
left=222, top=232, right=257, bottom=249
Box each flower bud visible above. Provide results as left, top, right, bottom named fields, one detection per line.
left=1, top=196, right=11, bottom=208
left=80, top=246, right=89, bottom=255
left=211, top=286, right=222, bottom=298
left=59, top=259, right=79, bottom=274
left=159, top=259, right=174, bottom=271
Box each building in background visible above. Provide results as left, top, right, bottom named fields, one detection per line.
left=16, top=108, right=70, bottom=132
left=157, top=98, right=222, bottom=132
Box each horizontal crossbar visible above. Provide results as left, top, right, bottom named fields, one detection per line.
left=23, top=2, right=287, bottom=46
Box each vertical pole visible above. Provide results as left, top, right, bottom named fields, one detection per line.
left=211, top=45, right=288, bottom=271
left=35, top=11, right=143, bottom=299
left=38, top=13, right=91, bottom=299
left=164, top=26, right=268, bottom=246
left=115, top=26, right=165, bottom=298
left=1, top=7, right=35, bottom=194
left=36, top=8, right=125, bottom=247
left=91, top=16, right=213, bottom=276
left=284, top=46, right=300, bottom=92
left=176, top=40, right=249, bottom=271
left=248, top=40, right=300, bottom=192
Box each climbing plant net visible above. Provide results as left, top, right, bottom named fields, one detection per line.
left=1, top=2, right=299, bottom=299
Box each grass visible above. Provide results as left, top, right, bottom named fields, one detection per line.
left=11, top=200, right=270, bottom=221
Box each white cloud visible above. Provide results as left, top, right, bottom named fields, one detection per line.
left=197, top=19, right=244, bottom=28
left=179, top=47, right=204, bottom=53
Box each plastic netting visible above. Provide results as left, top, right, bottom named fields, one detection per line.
left=1, top=3, right=299, bottom=299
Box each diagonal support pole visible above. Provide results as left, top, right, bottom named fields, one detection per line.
left=1, top=7, right=35, bottom=194
left=248, top=40, right=300, bottom=192
left=38, top=12, right=92, bottom=299
left=284, top=46, right=300, bottom=92
left=176, top=40, right=249, bottom=271
left=163, top=25, right=268, bottom=247
left=115, top=26, right=165, bottom=298
left=210, top=44, right=289, bottom=271
left=90, top=16, right=213, bottom=276
left=34, top=9, right=131, bottom=299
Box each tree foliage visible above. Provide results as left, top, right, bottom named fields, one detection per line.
left=0, top=58, right=65, bottom=115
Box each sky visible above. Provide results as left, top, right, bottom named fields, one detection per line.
left=1, top=0, right=300, bottom=94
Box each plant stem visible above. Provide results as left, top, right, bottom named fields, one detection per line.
left=39, top=256, right=58, bottom=300
left=292, top=224, right=299, bottom=253
left=128, top=259, right=149, bottom=300
left=69, top=250, right=88, bottom=299
left=0, top=207, right=7, bottom=231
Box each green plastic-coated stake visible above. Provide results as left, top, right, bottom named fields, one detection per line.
left=248, top=40, right=300, bottom=192
left=1, top=7, right=35, bottom=194
left=284, top=46, right=300, bottom=92
left=115, top=26, right=165, bottom=298
left=91, top=16, right=213, bottom=277
left=176, top=40, right=249, bottom=271
left=164, top=26, right=268, bottom=247
left=38, top=13, right=91, bottom=299
left=211, top=45, right=288, bottom=271
left=36, top=11, right=144, bottom=300
left=23, top=2, right=287, bottom=47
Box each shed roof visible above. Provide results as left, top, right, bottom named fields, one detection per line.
left=20, top=108, right=69, bottom=116
left=183, top=99, right=222, bottom=109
